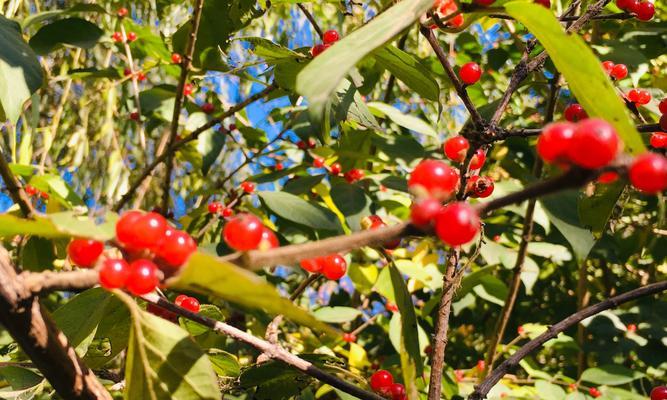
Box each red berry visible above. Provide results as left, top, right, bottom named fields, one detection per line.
left=112, top=32, right=123, bottom=43
left=275, top=162, right=284, bottom=171
left=535, top=0, right=550, bottom=7
left=568, top=118, right=620, bottom=169
left=651, top=386, right=667, bottom=400
left=564, top=103, right=587, bottom=122
left=629, top=153, right=667, bottom=194
left=126, top=259, right=160, bottom=295
left=130, top=111, right=140, bottom=121
left=386, top=302, right=399, bottom=312
left=597, top=171, right=619, bottom=184
left=300, top=257, right=325, bottom=273
left=589, top=387, right=601, bottom=398
left=208, top=201, right=223, bottom=214
left=321, top=254, right=347, bottom=280
left=517, top=325, right=525, bottom=335
left=297, top=140, right=307, bottom=149
left=443, top=136, right=470, bottom=163
left=330, top=162, right=342, bottom=175
left=322, top=30, right=340, bottom=44
left=122, top=211, right=167, bottom=250
left=537, top=122, right=576, bottom=164
left=183, top=83, right=194, bottom=96
left=650, top=132, right=667, bottom=148
left=155, top=228, right=196, bottom=268
left=126, top=32, right=137, bottom=42
left=661, top=114, right=667, bottom=131
left=313, top=158, right=325, bottom=168
left=467, top=175, right=494, bottom=198
left=123, top=67, right=132, bottom=77
left=344, top=168, right=365, bottom=183
left=635, top=1, right=655, bottom=20
left=343, top=333, right=356, bottom=343
left=474, top=0, right=496, bottom=6
left=616, top=0, right=632, bottom=9
left=180, top=297, right=201, bottom=313
left=627, top=89, right=640, bottom=103
left=408, top=160, right=458, bottom=200
left=389, top=383, right=406, bottom=400
left=470, top=148, right=486, bottom=170
left=310, top=44, right=329, bottom=57
left=223, top=213, right=264, bottom=251
left=602, top=60, right=615, bottom=73
left=171, top=53, right=182, bottom=64
left=201, top=102, right=215, bottom=114
left=99, top=259, right=130, bottom=290
left=459, top=62, right=482, bottom=85
left=476, top=360, right=485, bottom=372
left=229, top=123, right=237, bottom=131
left=637, top=89, right=651, bottom=105
left=369, top=370, right=394, bottom=394
left=240, top=181, right=255, bottom=193
left=260, top=227, right=279, bottom=249
left=40, top=191, right=49, bottom=200
left=117, top=7, right=128, bottom=18
left=137, top=72, right=146, bottom=82
left=434, top=202, right=480, bottom=246
left=626, top=0, right=641, bottom=13
left=610, top=64, right=628, bottom=80
left=25, top=185, right=38, bottom=196
left=221, top=207, right=233, bottom=217
left=410, top=198, right=443, bottom=227
left=659, top=98, right=667, bottom=114
left=626, top=323, right=637, bottom=333
left=174, top=294, right=189, bottom=306
left=67, top=239, right=104, bottom=268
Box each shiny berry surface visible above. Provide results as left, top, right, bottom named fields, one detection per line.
left=369, top=370, right=394, bottom=393
left=597, top=171, right=619, bottom=184
left=322, top=30, right=340, bottom=44
left=156, top=228, right=196, bottom=268
left=408, top=160, right=458, bottom=199
left=629, top=153, right=667, bottom=194
left=115, top=211, right=143, bottom=248
left=467, top=175, right=494, bottom=198
left=174, top=294, right=189, bottom=306
left=659, top=99, right=667, bottom=114
left=117, top=7, right=128, bottom=17
left=410, top=198, right=443, bottom=227
left=650, top=132, right=667, bottom=148
left=171, top=53, right=182, bottom=64
left=589, top=387, right=601, bottom=398
left=208, top=202, right=223, bottom=214
left=568, top=118, right=620, bottom=169
left=241, top=181, right=255, bottom=193
left=443, top=136, right=470, bottom=163
left=67, top=239, right=104, bottom=268
left=344, top=168, right=365, bottom=183
left=610, top=64, right=628, bottom=80
left=259, top=227, right=279, bottom=249
left=537, top=122, right=575, bottom=164
left=300, top=257, right=324, bottom=273
left=223, top=214, right=264, bottom=251
left=321, top=254, right=347, bottom=280
left=470, top=148, right=486, bottom=170
left=651, top=386, right=667, bottom=400
left=183, top=83, right=194, bottom=96
left=126, top=32, right=137, bottom=42
left=389, top=383, right=406, bottom=400
left=601, top=60, right=615, bottom=73
left=459, top=62, right=482, bottom=85
left=330, top=162, right=342, bottom=175
left=313, top=158, right=325, bottom=168
left=99, top=259, right=130, bottom=290
left=342, top=333, right=356, bottom=343
left=564, top=103, right=587, bottom=122
left=112, top=32, right=123, bottom=42
left=180, top=297, right=201, bottom=313
left=126, top=259, right=160, bottom=295
left=635, top=1, right=655, bottom=20
left=435, top=202, right=480, bottom=246
left=221, top=207, right=234, bottom=217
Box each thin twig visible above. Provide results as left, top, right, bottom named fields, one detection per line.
left=119, top=25, right=147, bottom=150
left=0, top=150, right=35, bottom=218
left=297, top=3, right=324, bottom=39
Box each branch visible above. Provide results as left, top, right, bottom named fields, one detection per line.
left=119, top=25, right=147, bottom=150
left=468, top=279, right=667, bottom=399
left=20, top=269, right=99, bottom=296
left=160, top=0, right=206, bottom=213
left=0, top=150, right=35, bottom=218
left=420, top=26, right=486, bottom=130
left=143, top=293, right=385, bottom=400
left=489, top=123, right=661, bottom=143
left=297, top=3, right=324, bottom=39
left=0, top=247, right=110, bottom=400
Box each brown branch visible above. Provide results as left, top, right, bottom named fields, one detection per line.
left=160, top=0, right=206, bottom=213
left=113, top=83, right=276, bottom=211
left=420, top=26, right=486, bottom=130
left=297, top=3, right=324, bottom=39
left=119, top=25, right=147, bottom=150
left=143, top=293, right=385, bottom=400
left=0, top=151, right=35, bottom=218
left=20, top=269, right=99, bottom=296
left=0, top=247, right=110, bottom=400
left=468, top=279, right=667, bottom=399
left=490, top=123, right=660, bottom=143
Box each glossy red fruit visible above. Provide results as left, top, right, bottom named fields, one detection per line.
left=601, top=60, right=615, bottom=73
left=67, top=239, right=104, bottom=268
left=310, top=43, right=330, bottom=57
left=344, top=168, right=365, bottom=183
left=25, top=185, right=38, bottom=196
left=323, top=30, right=340, bottom=44
left=171, top=53, right=182, bottom=64
left=635, top=1, right=655, bottom=20
left=535, top=0, right=550, bottom=7
left=180, top=297, right=201, bottom=313
left=564, top=103, right=587, bottom=122
left=616, top=0, right=632, bottom=9
left=470, top=148, right=486, bottom=170
left=313, top=158, right=325, bottom=168
left=568, top=118, right=620, bottom=169
left=221, top=207, right=233, bottom=217
left=537, top=122, right=576, bottom=164
left=626, top=323, right=637, bottom=333
left=459, top=62, right=482, bottom=85
left=411, top=198, right=443, bottom=227
left=130, top=111, right=140, bottom=121
left=137, top=72, right=146, bottom=82
left=629, top=153, right=667, bottom=194
left=201, top=102, right=215, bottom=114
left=467, top=175, right=494, bottom=198
left=637, top=90, right=651, bottom=105
left=126, top=259, right=160, bottom=295
left=275, top=162, right=284, bottom=171
left=650, top=132, right=667, bottom=148
left=659, top=98, right=667, bottom=114
left=99, top=259, right=130, bottom=290
left=259, top=227, right=279, bottom=249
left=223, top=214, right=264, bottom=251
left=626, top=0, right=641, bottom=13
left=444, top=136, right=470, bottom=163
left=112, top=32, right=123, bottom=42
left=517, top=325, right=525, bottom=336
left=610, top=64, right=628, bottom=80
left=126, top=32, right=137, bottom=42
left=183, top=83, right=194, bottom=96
left=651, top=386, right=667, bottom=400
left=330, top=162, right=342, bottom=175
left=321, top=254, right=347, bottom=280
left=241, top=181, right=255, bottom=193
left=369, top=370, right=394, bottom=394
left=208, top=201, right=223, bottom=214
left=386, top=302, right=399, bottom=312
left=343, top=333, right=356, bottom=343
left=115, top=210, right=144, bottom=249
left=156, top=228, right=197, bottom=268
left=597, top=171, right=619, bottom=184
left=174, top=294, right=189, bottom=306
left=117, top=7, right=129, bottom=17
left=662, top=114, right=667, bottom=131
left=300, top=257, right=325, bottom=273
left=476, top=360, right=486, bottom=372
left=389, top=383, right=406, bottom=400
left=627, top=89, right=640, bottom=103
left=408, top=160, right=458, bottom=200
left=434, top=202, right=480, bottom=246
left=589, top=387, right=601, bottom=398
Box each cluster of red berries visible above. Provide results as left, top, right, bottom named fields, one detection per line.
left=601, top=61, right=628, bottom=80
left=208, top=201, right=234, bottom=217
left=24, top=184, right=49, bottom=200
left=361, top=215, right=401, bottom=249
left=310, top=30, right=340, bottom=57
left=123, top=68, right=147, bottom=82
left=627, top=88, right=652, bottom=106
left=589, top=387, right=602, bottom=398
left=344, top=168, right=365, bottom=183
left=299, top=254, right=347, bottom=280
left=459, top=62, right=482, bottom=85
left=183, top=82, right=195, bottom=96
left=297, top=138, right=317, bottom=149
left=342, top=332, right=357, bottom=343
left=651, top=386, right=667, bottom=400
left=432, top=0, right=464, bottom=28
left=147, top=294, right=201, bottom=321
left=616, top=0, right=655, bottom=21
left=369, top=370, right=406, bottom=400
left=222, top=213, right=278, bottom=251
left=443, top=136, right=486, bottom=170
left=312, top=158, right=343, bottom=176
left=111, top=31, right=137, bottom=43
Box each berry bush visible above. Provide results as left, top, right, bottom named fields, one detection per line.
left=0, top=0, right=665, bottom=399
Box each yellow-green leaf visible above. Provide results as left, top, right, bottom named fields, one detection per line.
left=0, top=212, right=116, bottom=241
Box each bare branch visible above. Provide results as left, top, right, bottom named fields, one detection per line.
left=297, top=3, right=324, bottom=39
left=0, top=150, right=35, bottom=218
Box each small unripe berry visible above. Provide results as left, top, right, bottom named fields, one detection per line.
left=568, top=118, right=620, bottom=169
left=459, top=62, right=482, bottom=85
left=67, top=239, right=104, bottom=268
left=99, top=259, right=130, bottom=290
left=171, top=53, right=182, bottom=64
left=629, top=153, right=667, bottom=194
left=443, top=136, right=470, bottom=163
left=322, top=30, right=340, bottom=44
left=223, top=214, right=264, bottom=251
left=434, top=202, right=480, bottom=246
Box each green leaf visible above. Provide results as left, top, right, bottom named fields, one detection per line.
left=21, top=4, right=107, bottom=29
left=535, top=380, right=566, bottom=400
left=119, top=292, right=220, bottom=400
left=190, top=113, right=222, bottom=176
left=454, top=265, right=496, bottom=300
left=0, top=15, right=43, bottom=123
left=167, top=252, right=339, bottom=337
left=68, top=67, right=121, bottom=80
left=240, top=360, right=312, bottom=399
left=504, top=1, right=645, bottom=155
left=541, top=191, right=596, bottom=262
left=30, top=173, right=85, bottom=208
left=578, top=181, right=625, bottom=237
left=29, top=18, right=104, bottom=55
left=372, top=45, right=439, bottom=101
left=83, top=293, right=131, bottom=369
left=239, top=37, right=306, bottom=63
left=313, top=307, right=362, bottom=323
left=296, top=0, right=434, bottom=121
left=367, top=102, right=437, bottom=137
left=139, top=86, right=176, bottom=120
left=0, top=212, right=116, bottom=241
left=0, top=366, right=43, bottom=390
left=258, top=191, right=342, bottom=232
left=472, top=275, right=509, bottom=306
left=180, top=305, right=225, bottom=336
left=208, top=350, right=240, bottom=377
left=580, top=365, right=645, bottom=386
left=330, top=183, right=372, bottom=232
left=20, top=237, right=55, bottom=272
